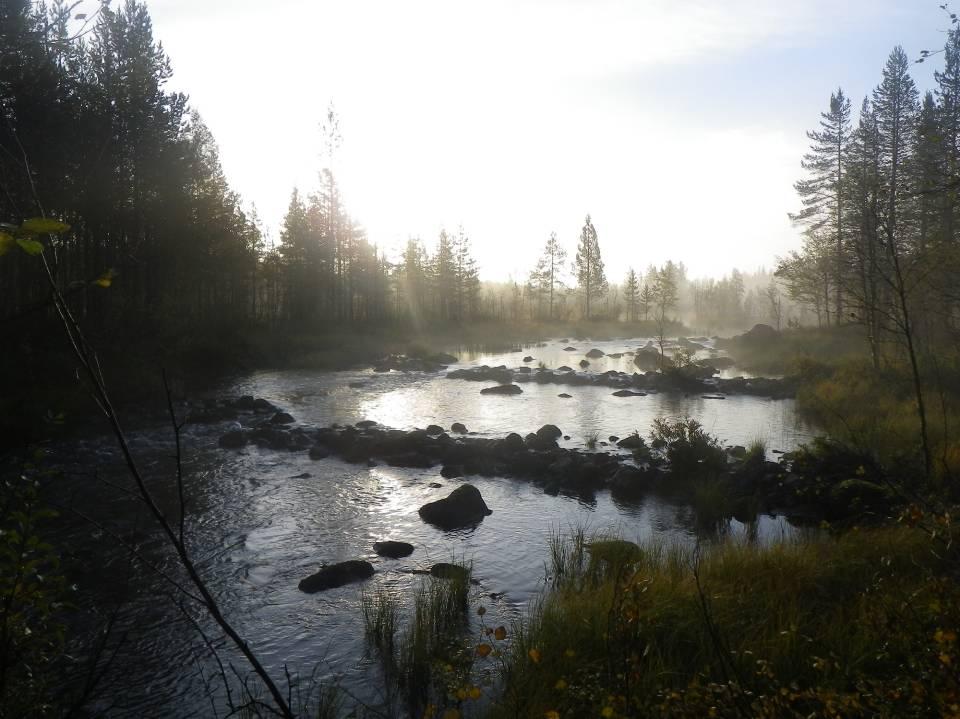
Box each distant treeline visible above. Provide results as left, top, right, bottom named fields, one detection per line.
left=778, top=40, right=960, bottom=363
left=1, top=0, right=793, bottom=339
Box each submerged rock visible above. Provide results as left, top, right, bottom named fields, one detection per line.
left=586, top=348, right=605, bottom=358
left=558, top=393, right=573, bottom=398
left=218, top=430, right=245, bottom=449
left=418, top=484, right=492, bottom=530
left=298, top=560, right=375, bottom=593
left=374, top=541, right=415, bottom=559
left=612, top=390, right=646, bottom=397
left=480, top=384, right=523, bottom=395
left=523, top=355, right=534, bottom=363
left=579, top=360, right=590, bottom=368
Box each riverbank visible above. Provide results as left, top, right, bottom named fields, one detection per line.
left=0, top=317, right=688, bottom=450
left=482, top=521, right=960, bottom=719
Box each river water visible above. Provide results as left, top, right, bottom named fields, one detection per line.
left=46, top=337, right=816, bottom=717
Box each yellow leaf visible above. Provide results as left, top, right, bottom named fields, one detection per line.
left=0, top=231, right=13, bottom=256
left=545, top=712, right=560, bottom=719
left=456, top=688, right=467, bottom=700
left=16, top=237, right=44, bottom=255
left=528, top=648, right=541, bottom=664
left=565, top=648, right=576, bottom=658
left=477, top=605, right=486, bottom=616
left=468, top=686, right=481, bottom=700
left=476, top=643, right=492, bottom=657
left=93, top=269, right=115, bottom=288
left=494, top=626, right=507, bottom=640
left=602, top=708, right=615, bottom=718
left=21, top=217, right=70, bottom=234
left=554, top=679, right=567, bottom=690
left=442, top=710, right=460, bottom=719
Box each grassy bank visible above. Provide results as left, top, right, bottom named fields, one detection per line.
left=487, top=524, right=959, bottom=718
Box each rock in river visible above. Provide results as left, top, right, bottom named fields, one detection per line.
left=373, top=541, right=415, bottom=559
left=585, top=348, right=605, bottom=358
left=536, top=424, right=562, bottom=440
left=298, top=560, right=375, bottom=593
left=418, top=484, right=492, bottom=530
left=451, top=422, right=468, bottom=434
left=480, top=384, right=523, bottom=395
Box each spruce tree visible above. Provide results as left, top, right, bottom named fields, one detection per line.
left=791, top=88, right=852, bottom=325
left=574, top=215, right=607, bottom=320
left=623, top=268, right=640, bottom=322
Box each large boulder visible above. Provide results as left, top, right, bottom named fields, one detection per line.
left=451, top=422, right=468, bottom=434
left=298, top=560, right=375, bottom=593
left=429, top=352, right=459, bottom=364
left=617, top=434, right=646, bottom=450
left=480, top=384, right=523, bottom=395
left=633, top=348, right=663, bottom=371
left=739, top=324, right=779, bottom=343
left=418, top=484, right=492, bottom=530
left=536, top=424, right=562, bottom=440
left=373, top=541, right=415, bottom=559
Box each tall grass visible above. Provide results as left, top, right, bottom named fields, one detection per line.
left=361, top=560, right=473, bottom=717
left=489, top=525, right=960, bottom=719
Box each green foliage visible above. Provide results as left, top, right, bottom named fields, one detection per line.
left=650, top=417, right=727, bottom=480
left=362, top=560, right=473, bottom=717
left=0, top=467, right=68, bottom=718
left=489, top=524, right=960, bottom=719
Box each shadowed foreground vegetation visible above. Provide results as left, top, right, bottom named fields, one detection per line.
left=487, top=524, right=960, bottom=719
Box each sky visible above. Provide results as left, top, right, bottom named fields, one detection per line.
left=87, top=0, right=948, bottom=281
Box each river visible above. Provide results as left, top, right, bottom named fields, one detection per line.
left=44, top=336, right=816, bottom=717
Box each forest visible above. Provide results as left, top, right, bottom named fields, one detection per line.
left=2, top=1, right=960, bottom=718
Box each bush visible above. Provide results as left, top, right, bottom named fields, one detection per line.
left=650, top=417, right=727, bottom=480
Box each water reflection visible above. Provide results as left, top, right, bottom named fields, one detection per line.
left=55, top=336, right=818, bottom=716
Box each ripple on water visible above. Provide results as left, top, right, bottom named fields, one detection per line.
left=57, top=337, right=818, bottom=716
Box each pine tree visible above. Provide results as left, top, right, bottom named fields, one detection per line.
left=574, top=215, right=607, bottom=320
left=453, top=228, right=480, bottom=320
left=532, top=232, right=567, bottom=320
left=935, top=26, right=960, bottom=240
left=791, top=88, right=852, bottom=325
left=623, top=268, right=640, bottom=322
